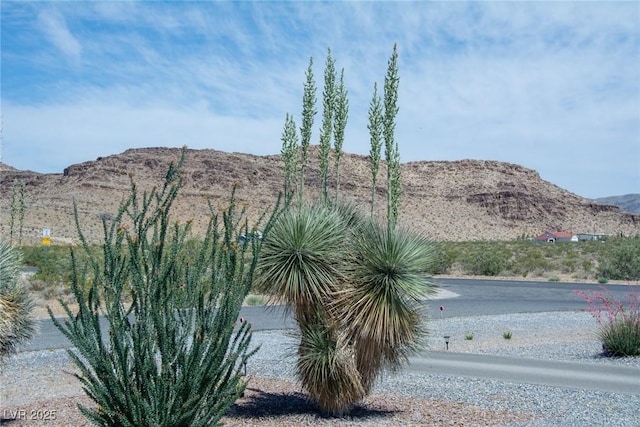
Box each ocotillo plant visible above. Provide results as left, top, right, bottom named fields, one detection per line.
left=50, top=148, right=279, bottom=427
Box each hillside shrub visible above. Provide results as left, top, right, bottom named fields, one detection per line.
left=509, top=247, right=550, bottom=277
left=50, top=150, right=279, bottom=426
left=20, top=244, right=99, bottom=302
left=575, top=286, right=640, bottom=357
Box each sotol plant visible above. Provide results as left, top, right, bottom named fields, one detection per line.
left=50, top=149, right=278, bottom=426
left=0, top=240, right=36, bottom=362
left=260, top=45, right=437, bottom=415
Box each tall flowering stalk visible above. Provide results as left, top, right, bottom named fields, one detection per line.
left=574, top=285, right=640, bottom=356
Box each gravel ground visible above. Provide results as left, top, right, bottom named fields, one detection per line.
left=1, top=311, right=639, bottom=426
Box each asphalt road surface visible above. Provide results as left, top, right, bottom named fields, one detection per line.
left=408, top=351, right=640, bottom=395
left=25, top=278, right=633, bottom=351
left=429, top=277, right=632, bottom=317
left=19, top=278, right=640, bottom=396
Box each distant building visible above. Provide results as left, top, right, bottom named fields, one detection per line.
left=576, top=233, right=608, bottom=241
left=535, top=231, right=576, bottom=243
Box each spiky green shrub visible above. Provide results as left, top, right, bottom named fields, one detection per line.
left=0, top=240, right=36, bottom=362
left=600, top=318, right=640, bottom=356
left=336, top=219, right=437, bottom=393
left=256, top=44, right=436, bottom=416
left=254, top=203, right=346, bottom=321
left=255, top=202, right=436, bottom=414
left=50, top=150, right=278, bottom=426
left=254, top=203, right=358, bottom=413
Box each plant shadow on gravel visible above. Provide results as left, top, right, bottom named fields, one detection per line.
left=226, top=387, right=398, bottom=421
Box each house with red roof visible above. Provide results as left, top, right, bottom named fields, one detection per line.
left=535, top=231, right=577, bottom=242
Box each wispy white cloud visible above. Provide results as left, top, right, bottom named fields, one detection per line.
left=1, top=1, right=638, bottom=198
left=36, top=9, right=82, bottom=59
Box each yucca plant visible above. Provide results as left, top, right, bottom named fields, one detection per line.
left=254, top=203, right=366, bottom=414
left=50, top=149, right=278, bottom=426
left=0, top=240, right=36, bottom=362
left=296, top=315, right=364, bottom=416
left=254, top=203, right=347, bottom=323
left=255, top=202, right=437, bottom=414
left=336, top=220, right=437, bottom=392
left=258, top=44, right=436, bottom=416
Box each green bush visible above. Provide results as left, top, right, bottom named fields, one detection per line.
left=429, top=244, right=455, bottom=274
left=597, top=237, right=640, bottom=281
left=20, top=244, right=99, bottom=301
left=244, top=294, right=266, bottom=306
left=463, top=247, right=505, bottom=276
left=50, top=150, right=279, bottom=426
left=20, top=245, right=73, bottom=285
left=600, top=319, right=640, bottom=357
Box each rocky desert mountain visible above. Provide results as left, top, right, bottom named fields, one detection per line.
left=595, top=194, right=640, bottom=214
left=0, top=146, right=638, bottom=244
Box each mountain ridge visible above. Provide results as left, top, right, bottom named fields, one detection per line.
left=0, top=146, right=637, bottom=244
left=595, top=194, right=640, bottom=214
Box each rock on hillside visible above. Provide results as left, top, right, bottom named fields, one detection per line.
left=0, top=147, right=637, bottom=244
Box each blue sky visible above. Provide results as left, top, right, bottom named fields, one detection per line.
left=1, top=1, right=639, bottom=199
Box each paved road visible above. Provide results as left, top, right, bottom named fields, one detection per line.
left=432, top=277, right=633, bottom=317
left=20, top=278, right=640, bottom=396
left=25, top=278, right=633, bottom=351
left=409, top=351, right=640, bottom=395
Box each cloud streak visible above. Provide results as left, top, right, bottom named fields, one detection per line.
left=1, top=1, right=638, bottom=199
left=37, top=9, right=82, bottom=59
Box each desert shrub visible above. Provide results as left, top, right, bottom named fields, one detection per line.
left=20, top=245, right=99, bottom=299
left=463, top=247, right=506, bottom=276
left=436, top=239, right=636, bottom=281
left=20, top=245, right=73, bottom=285
left=50, top=150, right=279, bottom=426
left=575, top=286, right=640, bottom=356
left=600, top=319, right=640, bottom=356
left=0, top=240, right=36, bottom=362
left=562, top=258, right=576, bottom=273
left=243, top=294, right=266, bottom=306
left=429, top=244, right=455, bottom=274
left=597, top=237, right=640, bottom=281
left=510, top=247, right=550, bottom=277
